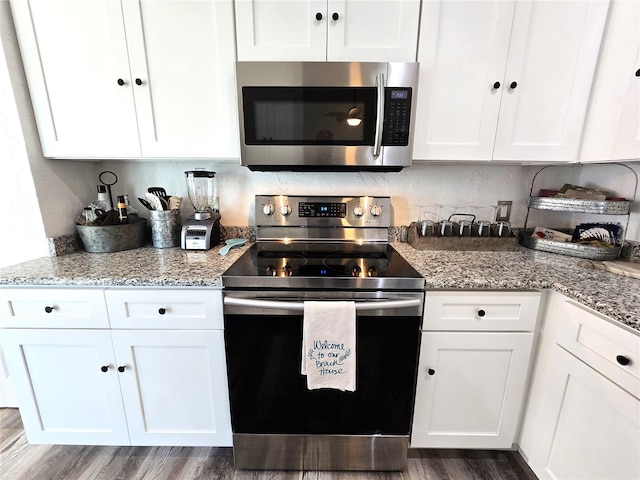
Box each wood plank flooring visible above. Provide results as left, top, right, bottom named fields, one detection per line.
left=0, top=408, right=537, bottom=480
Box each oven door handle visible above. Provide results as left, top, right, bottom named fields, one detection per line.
left=373, top=72, right=385, bottom=158
left=223, top=296, right=421, bottom=311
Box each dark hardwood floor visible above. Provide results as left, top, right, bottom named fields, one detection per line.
left=0, top=408, right=537, bottom=480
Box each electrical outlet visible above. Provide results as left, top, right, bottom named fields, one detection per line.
left=496, top=201, right=512, bottom=222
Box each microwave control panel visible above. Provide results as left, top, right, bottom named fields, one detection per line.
left=382, top=88, right=412, bottom=146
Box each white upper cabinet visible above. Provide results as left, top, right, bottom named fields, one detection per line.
left=413, top=0, right=610, bottom=162
left=413, top=0, right=513, bottom=161
left=234, top=0, right=421, bottom=62
left=122, top=0, right=239, bottom=159
left=10, top=0, right=140, bottom=158
left=580, top=0, right=640, bottom=162
left=10, top=0, right=239, bottom=159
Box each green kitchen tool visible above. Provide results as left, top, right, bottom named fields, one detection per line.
left=219, top=238, right=247, bottom=256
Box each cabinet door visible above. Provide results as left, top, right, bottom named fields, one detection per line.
left=411, top=331, right=533, bottom=448
left=235, top=0, right=327, bottom=61
left=9, top=0, right=141, bottom=158
left=580, top=0, right=640, bottom=162
left=327, top=0, right=420, bottom=62
left=1, top=329, right=130, bottom=445
left=111, top=329, right=232, bottom=446
left=413, top=0, right=514, bottom=161
left=527, top=345, right=640, bottom=480
left=493, top=0, right=609, bottom=162
left=122, top=0, right=239, bottom=158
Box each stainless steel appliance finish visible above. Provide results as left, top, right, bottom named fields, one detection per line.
left=221, top=195, right=424, bottom=471
left=233, top=434, right=408, bottom=471
left=236, top=62, right=419, bottom=171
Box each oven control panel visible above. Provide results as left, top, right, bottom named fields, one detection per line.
left=299, top=202, right=347, bottom=218
left=255, top=195, right=391, bottom=227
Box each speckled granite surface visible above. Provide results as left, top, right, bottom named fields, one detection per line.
left=393, top=243, right=639, bottom=332
left=1, top=241, right=638, bottom=333
left=0, top=244, right=249, bottom=288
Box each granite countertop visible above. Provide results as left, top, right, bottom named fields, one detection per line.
left=0, top=242, right=638, bottom=333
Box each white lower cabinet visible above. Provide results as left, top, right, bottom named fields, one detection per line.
left=529, top=345, right=639, bottom=480
left=1, top=328, right=130, bottom=445
left=519, top=291, right=640, bottom=479
left=0, top=287, right=231, bottom=447
left=411, top=291, right=541, bottom=449
left=112, top=329, right=231, bottom=446
left=411, top=331, right=533, bottom=448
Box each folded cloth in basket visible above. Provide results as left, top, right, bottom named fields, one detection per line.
left=301, top=301, right=356, bottom=392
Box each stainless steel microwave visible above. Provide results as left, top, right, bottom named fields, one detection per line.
left=236, top=62, right=419, bottom=172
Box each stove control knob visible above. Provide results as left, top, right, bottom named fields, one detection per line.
left=351, top=265, right=362, bottom=277
left=266, top=265, right=277, bottom=276
left=263, top=203, right=275, bottom=216
left=370, top=205, right=383, bottom=217
left=280, top=204, right=291, bottom=216
left=353, top=205, right=364, bottom=217
left=283, top=263, right=293, bottom=276
left=368, top=266, right=379, bottom=277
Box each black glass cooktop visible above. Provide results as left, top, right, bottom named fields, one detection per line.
left=222, top=243, right=425, bottom=290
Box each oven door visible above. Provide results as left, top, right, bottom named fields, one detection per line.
left=223, top=291, right=423, bottom=436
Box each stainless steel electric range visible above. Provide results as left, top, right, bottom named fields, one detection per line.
left=222, top=195, right=425, bottom=471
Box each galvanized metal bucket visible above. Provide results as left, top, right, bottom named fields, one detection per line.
left=77, top=218, right=147, bottom=253
left=149, top=210, right=181, bottom=248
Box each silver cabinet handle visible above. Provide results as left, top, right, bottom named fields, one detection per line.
left=223, top=296, right=420, bottom=312
left=373, top=72, right=385, bottom=158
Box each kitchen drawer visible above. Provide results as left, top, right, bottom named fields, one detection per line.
left=423, top=291, right=541, bottom=332
left=105, top=289, right=223, bottom=330
left=557, top=299, right=640, bottom=398
left=0, top=288, right=109, bottom=328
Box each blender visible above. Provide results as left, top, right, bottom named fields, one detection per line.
left=181, top=170, right=221, bottom=250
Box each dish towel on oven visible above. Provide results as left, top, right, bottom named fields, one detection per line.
left=301, top=301, right=356, bottom=392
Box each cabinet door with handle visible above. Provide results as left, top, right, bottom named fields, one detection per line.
left=526, top=345, right=640, bottom=480
left=580, top=0, right=640, bottom=162
left=411, top=331, right=534, bottom=448
left=413, top=0, right=514, bottom=161
left=9, top=0, right=141, bottom=158
left=327, top=0, right=420, bottom=62
left=122, top=0, right=239, bottom=158
left=111, top=329, right=232, bottom=446
left=493, top=0, right=609, bottom=161
left=1, top=328, right=130, bottom=445
left=235, top=0, right=327, bottom=61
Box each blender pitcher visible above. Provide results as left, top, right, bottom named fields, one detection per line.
left=185, top=170, right=218, bottom=219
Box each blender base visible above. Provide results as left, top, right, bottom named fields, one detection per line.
left=181, top=213, right=221, bottom=250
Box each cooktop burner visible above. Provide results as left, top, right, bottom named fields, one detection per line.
left=222, top=195, right=425, bottom=290
left=222, top=243, right=424, bottom=290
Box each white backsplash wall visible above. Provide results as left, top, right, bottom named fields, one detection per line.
left=98, top=160, right=528, bottom=226
left=96, top=160, right=640, bottom=242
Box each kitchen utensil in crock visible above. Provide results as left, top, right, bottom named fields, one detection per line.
left=168, top=196, right=183, bottom=210
left=148, top=186, right=169, bottom=201
left=145, top=192, right=164, bottom=211
left=99, top=170, right=117, bottom=211
left=138, top=197, right=155, bottom=211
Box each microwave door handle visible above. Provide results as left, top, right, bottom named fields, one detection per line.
left=373, top=73, right=385, bottom=158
